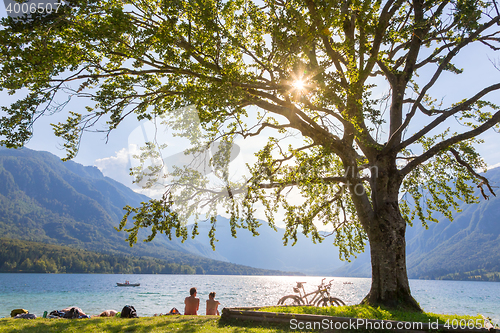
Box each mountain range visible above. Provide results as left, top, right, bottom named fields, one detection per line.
left=1, top=146, right=499, bottom=280
left=333, top=167, right=500, bottom=281
left=0, top=147, right=303, bottom=275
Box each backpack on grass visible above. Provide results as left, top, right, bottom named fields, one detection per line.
left=120, top=305, right=138, bottom=318
left=169, top=307, right=180, bottom=315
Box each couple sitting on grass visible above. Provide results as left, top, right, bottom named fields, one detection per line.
left=184, top=287, right=220, bottom=316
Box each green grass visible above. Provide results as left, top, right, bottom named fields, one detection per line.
left=0, top=316, right=296, bottom=333
left=260, top=304, right=482, bottom=324
left=0, top=306, right=489, bottom=333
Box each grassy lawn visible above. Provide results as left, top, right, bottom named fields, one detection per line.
left=0, top=306, right=490, bottom=332
left=0, top=316, right=295, bottom=333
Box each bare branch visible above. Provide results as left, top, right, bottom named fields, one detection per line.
left=385, top=16, right=500, bottom=150
left=449, top=148, right=496, bottom=199
left=257, top=176, right=348, bottom=189
left=237, top=122, right=293, bottom=138
left=304, top=0, right=349, bottom=88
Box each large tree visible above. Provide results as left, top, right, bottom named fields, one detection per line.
left=1, top=0, right=499, bottom=310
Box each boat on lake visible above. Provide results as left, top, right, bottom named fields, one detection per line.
left=116, top=281, right=140, bottom=287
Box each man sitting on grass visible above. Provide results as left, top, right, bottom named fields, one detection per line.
left=184, top=287, right=200, bottom=315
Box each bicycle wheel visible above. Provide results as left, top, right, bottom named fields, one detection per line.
left=330, top=297, right=346, bottom=306
left=277, top=295, right=303, bottom=306
left=316, top=297, right=346, bottom=307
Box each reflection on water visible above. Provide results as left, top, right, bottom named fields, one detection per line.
left=0, top=274, right=498, bottom=323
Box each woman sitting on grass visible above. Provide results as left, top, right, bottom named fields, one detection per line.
left=206, top=292, right=220, bottom=316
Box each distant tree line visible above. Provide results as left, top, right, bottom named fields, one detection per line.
left=0, top=238, right=198, bottom=274
left=436, top=270, right=500, bottom=282
left=0, top=238, right=302, bottom=276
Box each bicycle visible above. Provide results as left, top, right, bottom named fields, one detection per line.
left=277, top=278, right=346, bottom=307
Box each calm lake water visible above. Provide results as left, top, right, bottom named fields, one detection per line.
left=1, top=274, right=499, bottom=323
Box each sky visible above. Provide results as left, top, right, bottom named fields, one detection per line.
left=1, top=2, right=500, bottom=226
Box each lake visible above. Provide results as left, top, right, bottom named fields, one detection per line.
left=0, top=274, right=499, bottom=323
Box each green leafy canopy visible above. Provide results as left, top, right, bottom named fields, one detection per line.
left=1, top=0, right=499, bottom=261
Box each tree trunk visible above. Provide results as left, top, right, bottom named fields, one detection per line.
left=361, top=201, right=422, bottom=312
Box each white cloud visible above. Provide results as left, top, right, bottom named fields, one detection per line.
left=487, top=162, right=500, bottom=170
left=94, top=146, right=167, bottom=199
left=94, top=148, right=135, bottom=187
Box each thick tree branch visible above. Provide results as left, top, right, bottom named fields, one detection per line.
left=361, top=0, right=406, bottom=82
left=396, top=82, right=500, bottom=151
left=251, top=98, right=347, bottom=157
left=400, top=110, right=500, bottom=176
left=402, top=0, right=425, bottom=80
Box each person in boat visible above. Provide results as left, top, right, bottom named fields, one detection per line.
left=206, top=291, right=220, bottom=316
left=184, top=287, right=199, bottom=315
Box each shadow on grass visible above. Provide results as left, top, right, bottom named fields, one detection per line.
left=0, top=316, right=218, bottom=333
left=0, top=316, right=429, bottom=333
left=218, top=317, right=398, bottom=333
left=218, top=318, right=305, bottom=332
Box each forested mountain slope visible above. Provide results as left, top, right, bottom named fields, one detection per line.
left=0, top=147, right=300, bottom=275
left=405, top=167, right=500, bottom=281
left=0, top=238, right=300, bottom=275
